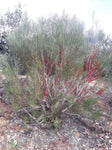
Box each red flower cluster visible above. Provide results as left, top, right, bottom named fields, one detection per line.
left=57, top=47, right=64, bottom=67
left=96, top=89, right=104, bottom=95
left=41, top=83, right=49, bottom=97
left=84, top=52, right=102, bottom=83
left=44, top=57, right=56, bottom=76
left=40, top=49, right=104, bottom=107
left=76, top=51, right=103, bottom=102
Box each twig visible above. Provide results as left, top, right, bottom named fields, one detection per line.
left=23, top=108, right=38, bottom=121
left=17, top=107, right=44, bottom=126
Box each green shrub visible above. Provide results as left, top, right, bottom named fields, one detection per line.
left=96, top=36, right=112, bottom=81
left=4, top=49, right=104, bottom=127
left=7, top=14, right=91, bottom=74
left=3, top=14, right=105, bottom=127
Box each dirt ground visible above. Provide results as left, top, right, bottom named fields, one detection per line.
left=0, top=82, right=112, bottom=150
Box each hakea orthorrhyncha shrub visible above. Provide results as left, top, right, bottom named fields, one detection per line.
left=38, top=50, right=104, bottom=115
left=6, top=48, right=104, bottom=123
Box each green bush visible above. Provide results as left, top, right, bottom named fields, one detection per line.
left=3, top=14, right=105, bottom=127
left=4, top=50, right=104, bottom=127
left=96, top=36, right=112, bottom=81
left=7, top=14, right=91, bottom=74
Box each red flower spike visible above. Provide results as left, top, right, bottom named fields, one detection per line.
left=96, top=89, right=104, bottom=95
left=83, top=64, right=86, bottom=71
left=94, top=46, right=96, bottom=50
left=40, top=89, right=43, bottom=94
left=57, top=46, right=64, bottom=67
left=44, top=88, right=48, bottom=97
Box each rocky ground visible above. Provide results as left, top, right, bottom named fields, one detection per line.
left=0, top=81, right=112, bottom=150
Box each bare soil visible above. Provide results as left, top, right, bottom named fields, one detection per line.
left=0, top=83, right=112, bottom=150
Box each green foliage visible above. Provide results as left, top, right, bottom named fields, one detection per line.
left=0, top=54, right=8, bottom=70
left=71, top=97, right=101, bottom=120
left=7, top=14, right=91, bottom=74
left=53, top=117, right=61, bottom=129
left=97, top=36, right=112, bottom=81
left=10, top=139, right=20, bottom=149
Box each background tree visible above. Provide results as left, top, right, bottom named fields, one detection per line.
left=0, top=4, right=23, bottom=54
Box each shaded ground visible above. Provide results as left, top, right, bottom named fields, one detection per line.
left=0, top=82, right=112, bottom=150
